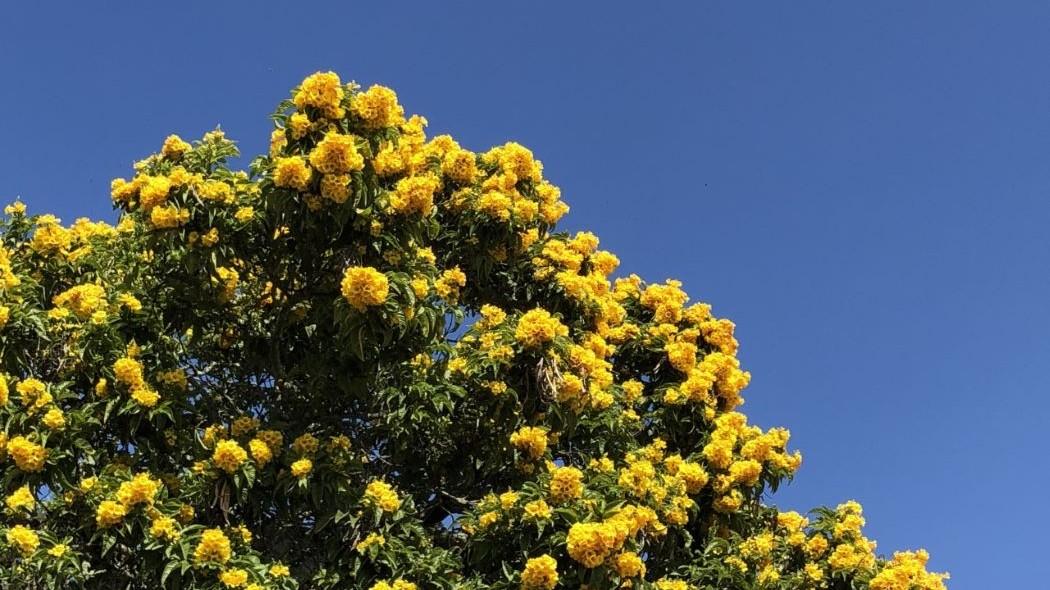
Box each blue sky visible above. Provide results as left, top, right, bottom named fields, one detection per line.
left=2, top=2, right=1047, bottom=587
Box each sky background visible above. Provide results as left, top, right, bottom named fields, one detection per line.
left=2, top=2, right=1047, bottom=587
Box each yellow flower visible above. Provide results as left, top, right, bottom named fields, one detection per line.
left=869, top=550, right=948, bottom=590
left=53, top=283, right=107, bottom=319
left=309, top=131, right=364, bottom=175
left=341, top=266, right=389, bottom=311
left=434, top=267, right=467, bottom=303
left=136, top=175, right=172, bottom=211
left=515, top=308, right=568, bottom=349
left=441, top=148, right=477, bottom=185
left=355, top=532, right=386, bottom=553
left=269, top=564, right=290, bottom=578
left=116, top=473, right=161, bottom=507
left=370, top=580, right=418, bottom=590
left=213, top=440, right=248, bottom=473
left=805, top=534, right=829, bottom=557
left=269, top=128, right=287, bottom=157
left=113, top=357, right=145, bottom=388
left=30, top=218, right=72, bottom=255
left=364, top=480, right=401, bottom=513
left=96, top=500, right=127, bottom=527
left=249, top=439, right=272, bottom=466
left=294, top=71, right=345, bottom=119
left=150, top=204, right=190, bottom=228
left=390, top=174, right=440, bottom=216
left=6, top=525, right=39, bottom=556
left=548, top=466, right=583, bottom=503
left=520, top=554, right=558, bottom=590
left=47, top=543, right=69, bottom=558
left=5, top=485, right=35, bottom=512
left=42, top=408, right=66, bottom=430
left=523, top=499, right=552, bottom=520
left=273, top=156, right=313, bottom=191
left=803, top=562, right=824, bottom=583
left=219, top=568, right=249, bottom=588
left=7, top=436, right=47, bottom=472
left=351, top=85, right=404, bottom=129
left=201, top=227, right=220, bottom=247
left=131, top=386, right=160, bottom=408
left=79, top=477, right=98, bottom=493
left=288, top=433, right=318, bottom=457
left=290, top=458, right=312, bottom=478
left=234, top=206, right=254, bottom=222
left=676, top=462, right=709, bottom=494
left=288, top=112, right=311, bottom=139
left=161, top=134, right=192, bottom=159
left=613, top=551, right=646, bottom=578
left=757, top=564, right=780, bottom=586
left=4, top=201, right=26, bottom=215
left=198, top=180, right=234, bottom=204
left=664, top=341, right=697, bottom=373
left=149, top=516, right=181, bottom=542
left=117, top=293, right=143, bottom=312
left=194, top=528, right=232, bottom=564
left=510, top=426, right=548, bottom=461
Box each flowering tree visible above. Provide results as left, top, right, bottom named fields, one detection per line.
left=0, top=72, right=947, bottom=590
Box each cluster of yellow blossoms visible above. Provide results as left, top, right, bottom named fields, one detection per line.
left=364, top=480, right=402, bottom=513
left=709, top=501, right=948, bottom=589
left=341, top=266, right=390, bottom=311
left=520, top=554, right=558, bottom=590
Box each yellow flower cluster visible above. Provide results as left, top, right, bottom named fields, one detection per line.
left=6, top=525, right=40, bottom=556
left=509, top=426, right=548, bottom=460
left=149, top=516, right=181, bottom=542
left=351, top=84, right=404, bottom=129
left=274, top=156, right=313, bottom=191
left=869, top=550, right=949, bottom=590
left=30, top=215, right=74, bottom=255
left=219, top=568, right=249, bottom=588
left=5, top=485, right=35, bottom=512
left=194, top=528, right=233, bottom=564
left=699, top=412, right=801, bottom=512
left=514, top=308, right=568, bottom=349
left=293, top=71, right=346, bottom=119
left=714, top=501, right=948, bottom=589
left=390, top=174, right=440, bottom=216
left=161, top=134, right=192, bottom=159
left=434, top=267, right=466, bottom=303
left=112, top=356, right=161, bottom=408
left=7, top=435, right=47, bottom=472
left=115, top=473, right=162, bottom=506
left=150, top=204, right=190, bottom=228
left=309, top=131, right=364, bottom=175
left=364, top=480, right=401, bottom=513
left=52, top=283, right=107, bottom=319
left=548, top=465, right=583, bottom=503
left=520, top=554, right=559, bottom=590
left=15, top=378, right=52, bottom=415
left=355, top=532, right=385, bottom=553
left=290, top=458, right=312, bottom=478
left=565, top=506, right=658, bottom=569
left=368, top=579, right=417, bottom=590
left=95, top=500, right=127, bottom=527
left=212, top=439, right=249, bottom=473
left=341, top=266, right=389, bottom=311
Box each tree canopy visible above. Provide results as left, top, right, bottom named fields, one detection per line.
left=0, top=71, right=946, bottom=590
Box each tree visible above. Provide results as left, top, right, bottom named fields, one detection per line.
left=0, top=71, right=947, bottom=590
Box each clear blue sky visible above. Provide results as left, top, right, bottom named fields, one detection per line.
left=2, top=2, right=1046, bottom=587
